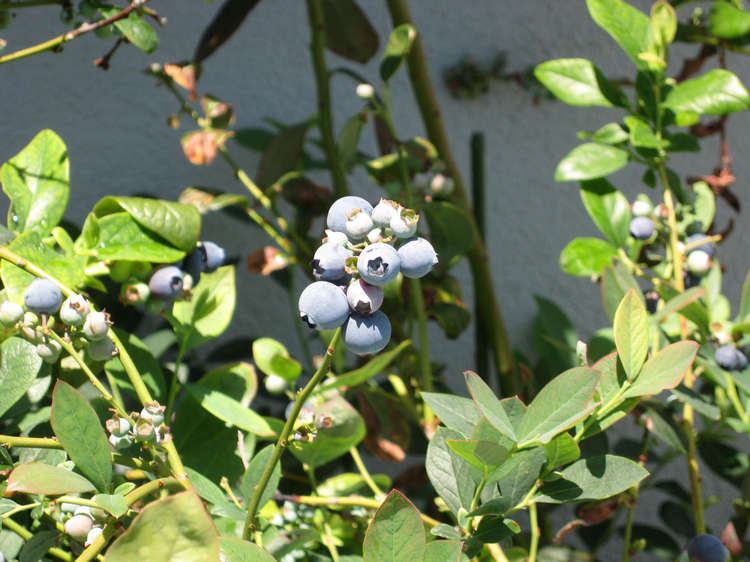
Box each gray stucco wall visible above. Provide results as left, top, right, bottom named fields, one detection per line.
left=1, top=1, right=748, bottom=559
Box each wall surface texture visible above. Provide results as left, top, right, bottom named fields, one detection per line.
left=1, top=1, right=749, bottom=559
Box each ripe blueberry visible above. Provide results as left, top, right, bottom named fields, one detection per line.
left=148, top=266, right=184, bottom=301
left=346, top=279, right=384, bottom=315
left=83, top=311, right=112, bottom=341
left=342, top=311, right=392, bottom=355
left=202, top=241, right=225, bottom=273
left=398, top=237, right=438, bottom=278
left=24, top=278, right=63, bottom=315
left=716, top=345, right=742, bottom=372
left=311, top=243, right=352, bottom=281
left=182, top=247, right=206, bottom=284
left=299, top=281, right=349, bottom=330
left=629, top=217, right=655, bottom=241
left=60, top=294, right=91, bottom=326
left=687, top=534, right=727, bottom=562
left=357, top=243, right=400, bottom=286
left=327, top=196, right=373, bottom=234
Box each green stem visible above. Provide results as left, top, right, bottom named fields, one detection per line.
left=307, top=467, right=340, bottom=562
left=124, top=477, right=187, bottom=505
left=3, top=517, right=73, bottom=562
left=165, top=345, right=186, bottom=423
left=621, top=427, right=650, bottom=562
left=305, top=0, right=349, bottom=199
left=104, top=369, right=125, bottom=410
left=350, top=446, right=384, bottom=499
left=0, top=0, right=149, bottom=65
left=0, top=435, right=63, bottom=448
left=529, top=503, right=540, bottom=562
left=622, top=504, right=635, bottom=562
left=243, top=328, right=342, bottom=539
left=0, top=0, right=64, bottom=6
left=726, top=373, right=750, bottom=423
left=57, top=496, right=103, bottom=510
left=471, top=132, right=490, bottom=383
left=384, top=0, right=518, bottom=397
left=46, top=331, right=129, bottom=419
left=1, top=502, right=41, bottom=519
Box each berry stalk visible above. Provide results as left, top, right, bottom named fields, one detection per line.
left=243, top=327, right=343, bottom=540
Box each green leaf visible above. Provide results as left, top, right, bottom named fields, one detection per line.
left=0, top=337, right=45, bottom=418
left=692, top=181, right=715, bottom=233
left=499, top=446, right=547, bottom=507
left=518, top=367, right=601, bottom=445
left=219, top=538, right=276, bottom=562
left=466, top=372, right=516, bottom=441
left=92, top=212, right=185, bottom=263
left=536, top=455, right=648, bottom=503
left=314, top=340, right=410, bottom=396
left=380, top=24, right=416, bottom=82
left=642, top=402, right=686, bottom=453
left=623, top=341, right=698, bottom=399
left=543, top=433, right=581, bottom=472
left=664, top=132, right=700, bottom=153
left=651, top=1, right=677, bottom=45
left=580, top=179, right=631, bottom=247
left=422, top=393, right=482, bottom=437
left=586, top=0, right=653, bottom=70
left=446, top=440, right=509, bottom=478
left=255, top=122, right=308, bottom=189
left=252, top=338, right=291, bottom=377
left=657, top=283, right=710, bottom=330
left=95, top=494, right=129, bottom=517
left=423, top=202, right=474, bottom=274
left=290, top=396, right=365, bottom=469
left=17, top=530, right=59, bottom=562
left=185, top=467, right=226, bottom=506
left=534, top=59, right=621, bottom=107
left=0, top=231, right=84, bottom=303
left=555, top=143, right=630, bottom=182
left=318, top=472, right=391, bottom=497
left=338, top=112, right=367, bottom=172
left=423, top=541, right=464, bottom=562
left=105, top=491, right=220, bottom=562
left=426, top=428, right=477, bottom=517
left=184, top=384, right=274, bottom=437
left=192, top=0, right=261, bottom=62
left=323, top=0, right=379, bottom=63
left=602, top=259, right=644, bottom=324
left=739, top=268, right=750, bottom=322
left=428, top=302, right=471, bottom=339
left=591, top=123, right=630, bottom=144
left=662, top=69, right=750, bottom=115
left=93, top=196, right=200, bottom=252
left=99, top=8, right=159, bottom=53
left=1, top=130, right=69, bottom=236
left=363, top=490, right=425, bottom=562
left=6, top=462, right=96, bottom=495
left=242, top=445, right=281, bottom=512
left=472, top=517, right=521, bottom=544
left=710, top=1, right=750, bottom=39
left=533, top=296, right=578, bottom=377
left=623, top=116, right=669, bottom=148
left=559, top=237, right=618, bottom=277
left=106, top=328, right=166, bottom=402
left=50, top=381, right=112, bottom=492
left=172, top=266, right=236, bottom=351
left=614, top=289, right=649, bottom=380
left=670, top=385, right=720, bottom=420
left=649, top=287, right=706, bottom=325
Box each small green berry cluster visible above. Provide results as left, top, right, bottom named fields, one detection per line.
left=0, top=278, right=116, bottom=364
left=287, top=407, right=332, bottom=449
left=298, top=196, right=438, bottom=356
left=60, top=503, right=107, bottom=547
left=105, top=401, right=169, bottom=450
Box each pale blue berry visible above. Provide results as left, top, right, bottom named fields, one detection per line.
left=687, top=534, right=727, bottom=562
left=357, top=243, right=400, bottom=286
left=342, top=311, right=392, bottom=355
left=327, top=196, right=373, bottom=234
left=299, top=281, right=349, bottom=330
left=311, top=243, right=352, bottom=281
left=345, top=210, right=374, bottom=239
left=60, top=294, right=91, bottom=326
left=0, top=301, right=24, bottom=327
left=64, top=514, right=93, bottom=542
left=346, top=279, right=383, bottom=315
left=202, top=241, right=225, bottom=273
left=83, top=311, right=112, bottom=341
left=629, top=217, right=654, bottom=241
left=686, top=250, right=711, bottom=277
left=390, top=211, right=419, bottom=238
left=371, top=199, right=400, bottom=228
left=37, top=340, right=62, bottom=364
left=24, top=278, right=63, bottom=315
left=398, top=237, right=438, bottom=278
left=87, top=337, right=116, bottom=362
left=148, top=266, right=184, bottom=301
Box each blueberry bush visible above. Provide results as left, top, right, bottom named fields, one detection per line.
left=1, top=0, right=750, bottom=561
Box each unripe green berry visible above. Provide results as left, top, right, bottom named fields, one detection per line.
left=83, top=311, right=112, bottom=341
left=0, top=10, right=11, bottom=29
left=106, top=417, right=131, bottom=437
left=140, top=401, right=165, bottom=427
left=64, top=514, right=93, bottom=542
left=134, top=418, right=156, bottom=442
left=108, top=433, right=133, bottom=450
left=94, top=22, right=113, bottom=39
left=78, top=0, right=98, bottom=18
left=85, top=527, right=103, bottom=547
left=0, top=301, right=24, bottom=327
left=108, top=261, right=133, bottom=283
left=144, top=297, right=166, bottom=315
left=265, top=374, right=288, bottom=396
left=131, top=261, right=152, bottom=280
left=120, top=278, right=150, bottom=306
left=60, top=294, right=91, bottom=326
left=87, top=337, right=116, bottom=362
left=37, top=340, right=63, bottom=364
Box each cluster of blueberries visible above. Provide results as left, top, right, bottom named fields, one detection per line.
left=0, top=241, right=225, bottom=366
left=298, top=196, right=438, bottom=356
left=628, top=199, right=716, bottom=280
